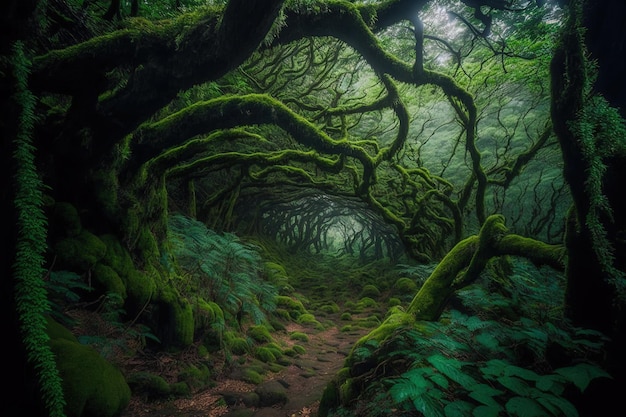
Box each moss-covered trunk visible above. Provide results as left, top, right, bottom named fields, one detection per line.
left=550, top=0, right=626, bottom=411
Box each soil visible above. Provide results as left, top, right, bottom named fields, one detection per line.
left=120, top=311, right=373, bottom=417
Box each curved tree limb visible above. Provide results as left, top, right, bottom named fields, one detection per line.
left=407, top=214, right=565, bottom=321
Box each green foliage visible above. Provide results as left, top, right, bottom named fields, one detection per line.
left=11, top=40, right=66, bottom=417
left=168, top=213, right=278, bottom=326
left=46, top=270, right=93, bottom=325
left=568, top=94, right=626, bottom=297
left=333, top=259, right=611, bottom=417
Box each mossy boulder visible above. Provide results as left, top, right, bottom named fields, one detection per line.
left=247, top=324, right=273, bottom=344
left=98, top=234, right=134, bottom=278
left=359, top=284, right=381, bottom=299
left=125, top=372, right=171, bottom=400
left=92, top=263, right=127, bottom=300
left=254, top=380, right=288, bottom=407
left=49, top=201, right=82, bottom=239
left=124, top=268, right=156, bottom=314
left=54, top=229, right=107, bottom=272
left=224, top=331, right=250, bottom=355
left=254, top=346, right=277, bottom=363
left=154, top=285, right=194, bottom=347
left=178, top=363, right=211, bottom=393
left=393, top=277, right=418, bottom=294
left=275, top=295, right=307, bottom=319
left=47, top=318, right=131, bottom=417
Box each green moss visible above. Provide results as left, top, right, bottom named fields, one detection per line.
left=50, top=201, right=82, bottom=238
left=356, top=297, right=378, bottom=309
left=240, top=368, right=263, bottom=384
left=296, top=313, right=322, bottom=328
left=359, top=284, right=380, bottom=299
left=264, top=343, right=284, bottom=359
left=99, top=234, right=135, bottom=278
left=319, top=302, right=340, bottom=314
left=353, top=310, right=415, bottom=347
left=275, top=295, right=307, bottom=319
left=50, top=336, right=131, bottom=417
left=340, top=312, right=352, bottom=321
left=393, top=277, right=418, bottom=293
left=157, top=285, right=194, bottom=347
left=319, top=379, right=340, bottom=417
left=227, top=336, right=250, bottom=355
left=92, top=263, right=127, bottom=300
left=289, top=331, right=309, bottom=342
left=54, top=229, right=107, bottom=272
left=124, top=269, right=156, bottom=312
left=388, top=297, right=401, bottom=307
left=254, top=346, right=277, bottom=363
left=273, top=308, right=291, bottom=320
left=292, top=344, right=306, bottom=355
left=136, top=226, right=161, bottom=264
left=126, top=371, right=170, bottom=400
left=178, top=363, right=211, bottom=392
left=170, top=382, right=190, bottom=396
left=247, top=324, right=273, bottom=344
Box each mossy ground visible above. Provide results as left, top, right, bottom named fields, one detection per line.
left=116, top=250, right=407, bottom=416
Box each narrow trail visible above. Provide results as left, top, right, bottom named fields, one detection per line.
left=122, top=311, right=373, bottom=417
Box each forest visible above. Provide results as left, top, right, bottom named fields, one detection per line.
left=1, top=0, right=625, bottom=416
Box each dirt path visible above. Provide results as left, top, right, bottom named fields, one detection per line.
left=122, top=313, right=371, bottom=417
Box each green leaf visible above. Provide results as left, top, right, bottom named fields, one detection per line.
left=503, top=365, right=541, bottom=382
left=505, top=397, right=547, bottom=417
left=468, top=383, right=504, bottom=407
left=497, top=376, right=532, bottom=396
left=535, top=394, right=579, bottom=417
left=475, top=332, right=500, bottom=351
left=427, top=354, right=477, bottom=387
left=480, top=359, right=508, bottom=378
left=444, top=400, right=474, bottom=417
left=554, top=363, right=612, bottom=392
left=413, top=392, right=446, bottom=417
left=535, top=374, right=566, bottom=395
left=390, top=371, right=431, bottom=404
left=429, top=372, right=450, bottom=389
left=472, top=404, right=502, bottom=417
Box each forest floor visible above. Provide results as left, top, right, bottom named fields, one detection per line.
left=119, top=308, right=374, bottom=417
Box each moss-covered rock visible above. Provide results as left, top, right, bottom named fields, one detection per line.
left=92, top=263, right=127, bottom=300
left=98, top=234, right=134, bottom=278
left=54, top=229, right=107, bottom=272
left=393, top=277, right=418, bottom=293
left=254, top=346, right=277, bottom=363
left=49, top=201, right=82, bottom=239
left=359, top=284, right=381, bottom=299
left=254, top=380, right=288, bottom=407
left=155, top=284, right=194, bottom=347
left=247, top=324, right=273, bottom=344
left=289, top=331, right=309, bottom=342
left=47, top=318, right=131, bottom=417
left=224, top=331, right=250, bottom=355
left=275, top=295, right=307, bottom=319
left=125, top=371, right=170, bottom=400
left=178, top=363, right=211, bottom=393
left=124, top=268, right=156, bottom=314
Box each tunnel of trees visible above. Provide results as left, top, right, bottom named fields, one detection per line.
left=2, top=0, right=625, bottom=416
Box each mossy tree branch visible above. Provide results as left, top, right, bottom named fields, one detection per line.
left=407, top=214, right=565, bottom=321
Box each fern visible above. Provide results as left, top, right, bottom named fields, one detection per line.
left=10, top=40, right=66, bottom=417
left=46, top=270, right=93, bottom=326
left=168, top=214, right=278, bottom=326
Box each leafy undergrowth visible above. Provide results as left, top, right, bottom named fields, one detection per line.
left=320, top=259, right=614, bottom=417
